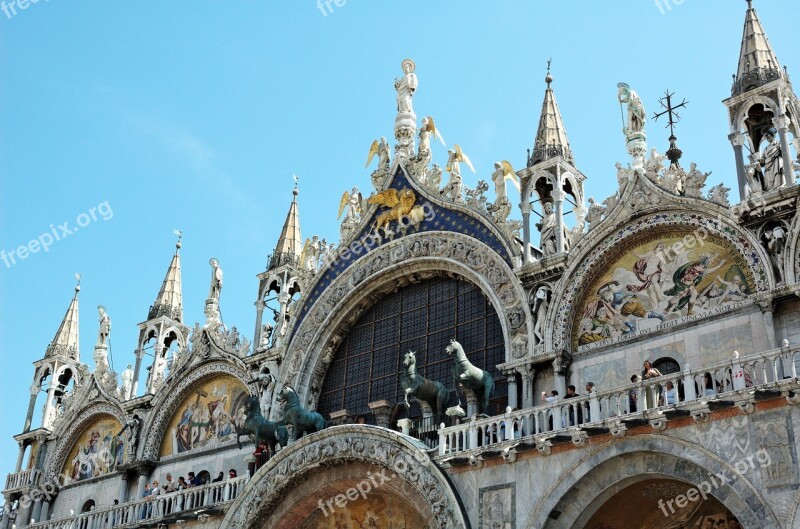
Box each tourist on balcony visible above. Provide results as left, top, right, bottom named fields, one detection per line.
left=703, top=373, right=716, bottom=396
left=663, top=381, right=678, bottom=405
left=188, top=471, right=203, bottom=487
left=541, top=390, right=558, bottom=431
left=177, top=476, right=188, bottom=490
left=642, top=361, right=662, bottom=408
left=584, top=382, right=596, bottom=421
left=628, top=375, right=639, bottom=413
left=164, top=473, right=176, bottom=493
left=564, top=385, right=582, bottom=425
left=212, top=471, right=224, bottom=482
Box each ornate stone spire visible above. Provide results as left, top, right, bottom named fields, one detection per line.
left=269, top=184, right=303, bottom=270
left=732, top=0, right=786, bottom=96
left=149, top=235, right=183, bottom=323
left=47, top=278, right=81, bottom=361
left=529, top=63, right=573, bottom=167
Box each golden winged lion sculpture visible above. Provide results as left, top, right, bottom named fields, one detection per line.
left=368, top=188, right=426, bottom=231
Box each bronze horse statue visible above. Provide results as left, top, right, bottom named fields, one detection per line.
left=401, top=350, right=449, bottom=420
left=277, top=386, right=326, bottom=439
left=445, top=338, right=495, bottom=414
left=236, top=396, right=288, bottom=455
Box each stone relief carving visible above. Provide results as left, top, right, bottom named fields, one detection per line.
left=755, top=414, right=797, bottom=488
left=218, top=428, right=467, bottom=529
left=479, top=483, right=516, bottom=529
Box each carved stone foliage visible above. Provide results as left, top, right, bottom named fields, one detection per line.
left=283, top=232, right=533, bottom=404
left=140, top=360, right=253, bottom=462
left=45, top=401, right=126, bottom=482
left=217, top=426, right=468, bottom=529
left=552, top=212, right=771, bottom=353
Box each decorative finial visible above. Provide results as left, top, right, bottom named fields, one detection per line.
left=292, top=174, right=299, bottom=197
left=652, top=90, right=689, bottom=167
left=746, top=0, right=753, bottom=10
left=545, top=58, right=553, bottom=87
left=74, top=273, right=81, bottom=294
left=173, top=229, right=182, bottom=250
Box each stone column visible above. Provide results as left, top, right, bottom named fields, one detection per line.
left=33, top=434, right=47, bottom=470
left=729, top=132, right=747, bottom=200
left=253, top=300, right=265, bottom=351
left=14, top=441, right=26, bottom=473
left=41, top=386, right=56, bottom=429
left=39, top=501, right=49, bottom=523
left=553, top=169, right=565, bottom=254
left=130, top=348, right=144, bottom=399
left=118, top=473, right=129, bottom=503
left=759, top=300, right=783, bottom=380
left=775, top=115, right=793, bottom=188
left=23, top=391, right=38, bottom=433
left=552, top=357, right=567, bottom=397
left=463, top=388, right=479, bottom=418
left=521, top=198, right=532, bottom=264
left=505, top=372, right=518, bottom=410
left=136, top=471, right=148, bottom=499
left=367, top=400, right=392, bottom=428
left=30, top=499, right=42, bottom=525
left=518, top=365, right=535, bottom=409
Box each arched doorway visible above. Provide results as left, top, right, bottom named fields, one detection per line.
left=585, top=478, right=741, bottom=528
left=217, top=426, right=469, bottom=529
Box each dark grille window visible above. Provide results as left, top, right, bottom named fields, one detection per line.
left=318, top=277, right=507, bottom=421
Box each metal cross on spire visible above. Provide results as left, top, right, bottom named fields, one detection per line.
left=653, top=90, right=689, bottom=167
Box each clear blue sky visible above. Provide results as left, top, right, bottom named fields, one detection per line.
left=1, top=0, right=797, bottom=484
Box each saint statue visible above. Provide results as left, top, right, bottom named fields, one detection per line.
left=537, top=202, right=558, bottom=255
left=209, top=258, right=223, bottom=301
left=760, top=129, right=785, bottom=190
left=617, top=82, right=646, bottom=136
left=97, top=305, right=111, bottom=347
left=120, top=364, right=133, bottom=399
left=395, top=59, right=418, bottom=114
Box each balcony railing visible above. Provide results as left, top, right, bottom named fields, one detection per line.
left=29, top=475, right=248, bottom=529
left=4, top=469, right=41, bottom=493
left=437, top=346, right=800, bottom=457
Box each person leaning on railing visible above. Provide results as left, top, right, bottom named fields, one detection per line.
left=642, top=361, right=662, bottom=408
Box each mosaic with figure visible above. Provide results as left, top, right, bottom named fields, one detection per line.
left=574, top=230, right=755, bottom=351
left=160, top=375, right=249, bottom=457
left=62, top=415, right=125, bottom=483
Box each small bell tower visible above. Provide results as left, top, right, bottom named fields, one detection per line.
left=723, top=0, right=799, bottom=200
left=131, top=236, right=189, bottom=397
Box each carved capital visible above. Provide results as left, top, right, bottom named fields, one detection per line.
left=571, top=430, right=588, bottom=447
left=728, top=131, right=745, bottom=147
left=609, top=423, right=627, bottom=438
left=692, top=411, right=710, bottom=423
left=738, top=401, right=756, bottom=415
left=536, top=439, right=552, bottom=456
left=773, top=114, right=791, bottom=131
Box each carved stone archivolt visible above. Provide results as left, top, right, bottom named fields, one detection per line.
left=140, top=360, right=254, bottom=462
left=44, top=401, right=126, bottom=483
left=280, top=231, right=533, bottom=410
left=217, top=425, right=469, bottom=529
left=549, top=211, right=773, bottom=354
left=526, top=435, right=780, bottom=529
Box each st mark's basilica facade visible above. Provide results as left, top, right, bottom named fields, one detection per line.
left=4, top=3, right=800, bottom=528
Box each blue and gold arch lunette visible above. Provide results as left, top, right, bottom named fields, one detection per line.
left=291, top=166, right=513, bottom=336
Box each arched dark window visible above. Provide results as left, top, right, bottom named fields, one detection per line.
left=653, top=357, right=681, bottom=375
left=80, top=500, right=95, bottom=513
left=318, top=276, right=507, bottom=421
left=197, top=470, right=211, bottom=484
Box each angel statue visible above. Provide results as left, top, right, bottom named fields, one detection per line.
left=491, top=160, right=520, bottom=202
left=442, top=144, right=475, bottom=202
left=617, top=82, right=646, bottom=136
left=395, top=59, right=418, bottom=114
left=418, top=116, right=445, bottom=156
left=366, top=137, right=391, bottom=171
left=300, top=236, right=322, bottom=272
left=208, top=258, right=223, bottom=301
left=338, top=187, right=366, bottom=223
